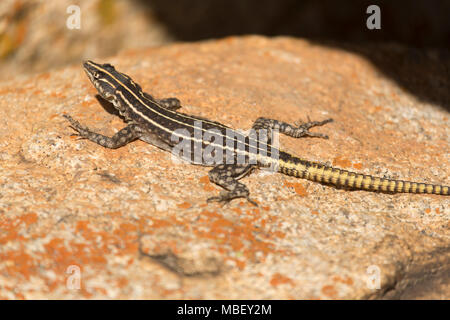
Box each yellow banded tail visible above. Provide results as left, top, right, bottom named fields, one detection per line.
left=278, top=155, right=449, bottom=195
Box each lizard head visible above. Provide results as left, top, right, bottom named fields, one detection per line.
left=83, top=60, right=119, bottom=101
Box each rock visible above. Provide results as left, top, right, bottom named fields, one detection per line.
left=3, top=0, right=450, bottom=82
left=0, top=0, right=171, bottom=80
left=0, top=36, right=448, bottom=299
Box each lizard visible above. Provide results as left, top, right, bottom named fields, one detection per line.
left=63, top=60, right=449, bottom=205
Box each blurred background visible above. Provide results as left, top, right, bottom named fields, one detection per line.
left=0, top=0, right=448, bottom=95
left=1, top=0, right=449, bottom=110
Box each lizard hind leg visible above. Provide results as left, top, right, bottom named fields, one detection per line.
left=252, top=116, right=333, bottom=139
left=207, top=164, right=257, bottom=206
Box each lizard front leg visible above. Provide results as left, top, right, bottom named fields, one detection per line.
left=252, top=117, right=333, bottom=139
left=207, top=164, right=257, bottom=206
left=157, top=97, right=181, bottom=111
left=63, top=114, right=143, bottom=148
left=142, top=92, right=181, bottom=111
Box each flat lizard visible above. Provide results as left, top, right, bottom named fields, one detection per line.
left=63, top=61, right=449, bottom=204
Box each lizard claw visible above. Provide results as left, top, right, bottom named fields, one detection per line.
left=293, top=117, right=333, bottom=139
left=246, top=197, right=258, bottom=207
left=206, top=192, right=258, bottom=207
left=207, top=194, right=258, bottom=207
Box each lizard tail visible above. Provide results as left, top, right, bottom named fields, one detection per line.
left=278, top=153, right=449, bottom=195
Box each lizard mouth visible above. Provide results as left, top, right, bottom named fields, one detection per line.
left=83, top=68, right=97, bottom=86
